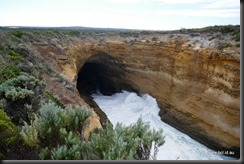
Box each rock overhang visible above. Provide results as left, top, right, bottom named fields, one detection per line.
left=33, top=30, right=240, bottom=158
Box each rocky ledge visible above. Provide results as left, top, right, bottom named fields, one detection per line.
left=2, top=25, right=239, bottom=158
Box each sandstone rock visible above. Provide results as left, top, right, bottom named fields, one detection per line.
left=33, top=30, right=240, bottom=158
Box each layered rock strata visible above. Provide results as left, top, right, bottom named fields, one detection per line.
left=33, top=29, right=240, bottom=157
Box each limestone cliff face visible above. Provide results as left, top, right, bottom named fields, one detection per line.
left=32, top=29, right=240, bottom=157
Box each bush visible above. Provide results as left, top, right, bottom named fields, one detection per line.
left=65, top=31, right=81, bottom=36
left=43, top=91, right=64, bottom=108
left=233, top=35, right=240, bottom=42
left=0, top=64, right=21, bottom=84
left=21, top=101, right=92, bottom=159
left=21, top=101, right=165, bottom=160
left=35, top=102, right=91, bottom=146
left=0, top=75, right=43, bottom=101
left=11, top=30, right=26, bottom=38
left=151, top=37, right=159, bottom=41
left=20, top=120, right=39, bottom=148
left=0, top=75, right=45, bottom=124
left=7, top=50, right=24, bottom=62
left=49, top=132, right=82, bottom=160
left=218, top=43, right=233, bottom=50
left=0, top=109, right=19, bottom=159
left=82, top=118, right=165, bottom=160
left=221, top=25, right=234, bottom=33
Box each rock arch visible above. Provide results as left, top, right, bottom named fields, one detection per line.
left=76, top=52, right=138, bottom=96
left=33, top=38, right=240, bottom=158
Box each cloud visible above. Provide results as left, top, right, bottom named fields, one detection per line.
left=105, top=0, right=205, bottom=4
left=201, top=0, right=240, bottom=9
left=149, top=0, right=240, bottom=10
left=0, top=0, right=240, bottom=30
left=104, top=0, right=239, bottom=9
left=156, top=9, right=239, bottom=18
left=149, top=0, right=205, bottom=4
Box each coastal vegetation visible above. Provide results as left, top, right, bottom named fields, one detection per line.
left=0, top=24, right=240, bottom=159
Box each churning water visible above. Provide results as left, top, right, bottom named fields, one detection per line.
left=91, top=90, right=236, bottom=160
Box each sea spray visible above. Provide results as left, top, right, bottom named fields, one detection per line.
left=92, top=91, right=236, bottom=160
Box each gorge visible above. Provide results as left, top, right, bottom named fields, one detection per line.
left=0, top=26, right=240, bottom=159
left=61, top=27, right=240, bottom=158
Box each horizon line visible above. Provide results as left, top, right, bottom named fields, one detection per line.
left=0, top=24, right=240, bottom=32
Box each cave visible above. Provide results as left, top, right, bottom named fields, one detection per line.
left=77, top=52, right=138, bottom=96
left=76, top=52, right=139, bottom=124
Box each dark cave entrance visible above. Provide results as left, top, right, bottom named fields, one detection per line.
left=76, top=52, right=138, bottom=96
left=76, top=52, right=138, bottom=124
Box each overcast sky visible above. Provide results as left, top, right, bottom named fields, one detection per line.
left=0, top=0, right=240, bottom=30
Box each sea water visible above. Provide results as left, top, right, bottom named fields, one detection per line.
left=91, top=90, right=236, bottom=160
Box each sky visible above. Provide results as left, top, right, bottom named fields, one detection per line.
left=0, top=0, right=240, bottom=30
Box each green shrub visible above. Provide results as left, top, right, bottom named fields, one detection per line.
left=35, top=102, right=69, bottom=146
left=21, top=101, right=165, bottom=160
left=0, top=109, right=19, bottom=159
left=46, top=31, right=54, bottom=36
left=82, top=118, right=165, bottom=160
left=65, top=31, right=81, bottom=36
left=50, top=132, right=82, bottom=160
left=43, top=91, right=64, bottom=108
left=151, top=37, right=159, bottom=41
left=0, top=64, right=21, bottom=83
left=234, top=35, right=240, bottom=42
left=7, top=50, right=24, bottom=62
left=218, top=43, right=233, bottom=49
left=11, top=30, right=26, bottom=38
left=221, top=25, right=234, bottom=33
left=20, top=120, right=39, bottom=148
left=0, top=75, right=45, bottom=124
left=33, top=102, right=91, bottom=145
left=21, top=101, right=92, bottom=159
left=0, top=45, right=4, bottom=51
left=0, top=75, right=42, bottom=101
left=2, top=87, right=34, bottom=101
left=232, top=29, right=240, bottom=36
left=208, top=37, right=215, bottom=41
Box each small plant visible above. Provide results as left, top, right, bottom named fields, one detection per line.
left=152, top=37, right=159, bottom=41
left=159, top=41, right=164, bottom=45
left=220, top=25, right=234, bottom=33
left=0, top=109, right=19, bottom=159
left=233, top=35, right=240, bottom=42
left=0, top=64, right=21, bottom=84
left=232, top=29, right=240, bottom=35
left=0, top=75, right=45, bottom=124
left=21, top=101, right=92, bottom=159
left=0, top=75, right=42, bottom=101
left=46, top=31, right=53, bottom=36
left=65, top=31, right=81, bottom=36
left=43, top=91, right=64, bottom=108
left=49, top=132, right=82, bottom=160
left=11, top=30, right=26, bottom=38
left=218, top=43, right=233, bottom=49
left=7, top=50, right=24, bottom=62
left=20, top=120, right=39, bottom=148
left=208, top=36, right=216, bottom=41
left=21, top=101, right=165, bottom=160
left=82, top=118, right=165, bottom=160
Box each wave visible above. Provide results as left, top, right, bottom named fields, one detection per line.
left=91, top=90, right=236, bottom=160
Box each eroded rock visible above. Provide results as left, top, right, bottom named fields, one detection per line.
left=32, top=29, right=240, bottom=158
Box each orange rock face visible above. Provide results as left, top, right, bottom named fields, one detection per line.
left=33, top=30, right=240, bottom=157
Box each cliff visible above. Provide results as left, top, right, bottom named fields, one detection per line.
left=0, top=25, right=240, bottom=158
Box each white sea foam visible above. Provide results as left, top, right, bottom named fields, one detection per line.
left=91, top=90, right=236, bottom=160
